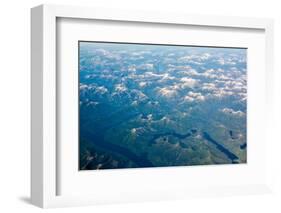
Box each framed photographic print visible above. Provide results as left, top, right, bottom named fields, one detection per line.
left=31, top=4, right=274, bottom=208
left=78, top=41, right=247, bottom=170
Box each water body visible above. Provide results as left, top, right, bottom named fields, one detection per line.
left=240, top=143, right=247, bottom=150
left=202, top=132, right=239, bottom=162
left=82, top=123, right=240, bottom=168
left=149, top=130, right=239, bottom=163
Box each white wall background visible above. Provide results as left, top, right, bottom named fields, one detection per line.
left=0, top=0, right=280, bottom=212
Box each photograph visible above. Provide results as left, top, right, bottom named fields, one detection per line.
left=79, top=41, right=247, bottom=170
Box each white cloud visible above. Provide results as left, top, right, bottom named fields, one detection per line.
left=178, top=53, right=211, bottom=64
left=96, top=86, right=108, bottom=94
left=180, top=77, right=198, bottom=88
left=80, top=84, right=108, bottom=95
left=178, top=55, right=192, bottom=62
left=212, top=89, right=234, bottom=98
left=147, top=114, right=153, bottom=121
left=201, top=69, right=217, bottom=79
left=86, top=101, right=99, bottom=107
left=144, top=72, right=164, bottom=79
left=132, top=89, right=148, bottom=102
left=202, top=83, right=217, bottom=91
left=80, top=84, right=89, bottom=90
left=139, top=63, right=154, bottom=70
left=128, top=65, right=137, bottom=72
left=132, top=51, right=151, bottom=56
left=201, top=53, right=211, bottom=60
left=217, top=58, right=225, bottom=65
left=115, top=84, right=127, bottom=93
left=220, top=108, right=245, bottom=117
left=183, top=96, right=195, bottom=102
left=157, top=87, right=178, bottom=98
left=95, top=48, right=120, bottom=60
left=186, top=69, right=200, bottom=76
left=160, top=73, right=176, bottom=81
left=130, top=127, right=146, bottom=136
left=184, top=91, right=205, bottom=102
left=217, top=57, right=237, bottom=65
left=224, top=80, right=246, bottom=92
left=139, top=82, right=147, bottom=88
left=131, top=100, right=138, bottom=106
left=95, top=48, right=108, bottom=55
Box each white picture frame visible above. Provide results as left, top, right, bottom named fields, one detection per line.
left=31, top=4, right=274, bottom=208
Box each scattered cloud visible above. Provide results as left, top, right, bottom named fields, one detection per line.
left=139, top=82, right=147, bottom=88
left=220, top=108, right=245, bottom=117
left=115, top=84, right=127, bottom=93
left=80, top=43, right=247, bottom=121
left=80, top=84, right=108, bottom=95
left=158, top=87, right=178, bottom=98
left=180, top=77, right=198, bottom=88
left=184, top=91, right=205, bottom=102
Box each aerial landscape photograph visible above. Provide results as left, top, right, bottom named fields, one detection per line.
left=79, top=41, right=247, bottom=170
